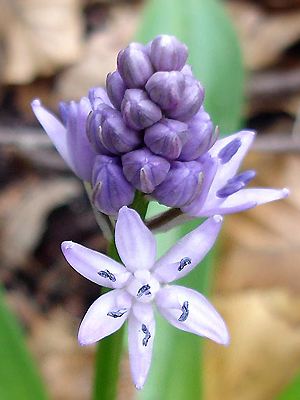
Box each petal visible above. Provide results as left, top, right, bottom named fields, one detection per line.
left=78, top=289, right=132, bottom=345
left=207, top=130, right=255, bottom=197
left=61, top=241, right=131, bottom=289
left=115, top=206, right=156, bottom=272
left=156, top=286, right=229, bottom=345
left=31, top=99, right=73, bottom=170
left=153, top=216, right=223, bottom=283
left=200, top=187, right=290, bottom=216
left=128, top=303, right=155, bottom=390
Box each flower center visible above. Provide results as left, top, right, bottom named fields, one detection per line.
left=125, top=270, right=160, bottom=303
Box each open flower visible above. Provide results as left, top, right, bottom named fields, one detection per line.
left=61, top=206, right=229, bottom=389
left=182, top=130, right=289, bottom=217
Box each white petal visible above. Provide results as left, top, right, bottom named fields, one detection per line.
left=128, top=303, right=155, bottom=390
left=201, top=187, right=290, bottom=216
left=156, top=286, right=229, bottom=345
left=61, top=241, right=131, bottom=289
left=31, top=99, right=73, bottom=169
left=115, top=207, right=156, bottom=272
left=153, top=216, right=223, bottom=283
left=78, top=289, right=132, bottom=345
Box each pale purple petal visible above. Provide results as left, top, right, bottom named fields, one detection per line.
left=128, top=303, right=155, bottom=390
left=153, top=216, right=223, bottom=283
left=115, top=207, right=156, bottom=272
left=156, top=286, right=229, bottom=345
left=78, top=289, right=132, bottom=345
left=200, top=187, right=290, bottom=216
left=31, top=99, right=73, bottom=169
left=61, top=241, right=131, bottom=289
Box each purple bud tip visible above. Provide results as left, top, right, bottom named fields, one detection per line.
left=122, top=148, right=170, bottom=193
left=150, top=35, right=188, bottom=71
left=218, top=138, right=242, bottom=164
left=145, top=72, right=204, bottom=122
left=117, top=43, right=154, bottom=88
left=179, top=107, right=214, bottom=161
left=144, top=118, right=188, bottom=160
left=153, top=161, right=203, bottom=207
left=121, top=89, right=162, bottom=130
left=217, top=170, right=256, bottom=198
left=106, top=71, right=126, bottom=110
left=88, top=87, right=112, bottom=110
left=92, top=155, right=135, bottom=215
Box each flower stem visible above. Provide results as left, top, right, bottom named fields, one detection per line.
left=92, top=194, right=149, bottom=400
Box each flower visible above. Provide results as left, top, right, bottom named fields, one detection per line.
left=61, top=206, right=229, bottom=389
left=31, top=97, right=96, bottom=182
left=182, top=130, right=289, bottom=217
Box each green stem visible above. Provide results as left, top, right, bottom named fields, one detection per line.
left=92, top=194, right=149, bottom=400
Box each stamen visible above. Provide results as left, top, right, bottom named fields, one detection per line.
left=141, top=324, right=151, bottom=346
left=98, top=269, right=116, bottom=282
left=217, top=169, right=256, bottom=198
left=178, top=301, right=189, bottom=322
left=137, top=284, right=151, bottom=298
left=218, top=138, right=241, bottom=164
left=178, top=257, right=192, bottom=271
left=107, top=308, right=127, bottom=318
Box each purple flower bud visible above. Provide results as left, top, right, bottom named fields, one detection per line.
left=179, top=107, right=215, bottom=161
left=145, top=72, right=204, bottom=121
left=121, top=89, right=162, bottom=130
left=181, top=64, right=193, bottom=76
left=94, top=107, right=141, bottom=155
left=144, top=118, right=188, bottom=160
left=153, top=161, right=203, bottom=207
left=106, top=71, right=126, bottom=110
left=122, top=148, right=170, bottom=193
left=92, top=155, right=135, bottom=215
left=88, top=87, right=112, bottom=110
left=117, top=43, right=154, bottom=88
left=150, top=35, right=188, bottom=71
left=86, top=107, right=114, bottom=155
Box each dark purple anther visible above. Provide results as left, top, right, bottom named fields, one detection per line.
left=92, top=155, right=135, bottom=215
left=218, top=138, right=242, bottom=164
left=122, top=148, right=170, bottom=194
left=179, top=107, right=214, bottom=161
left=99, top=107, right=141, bottom=155
left=150, top=34, right=188, bottom=71
left=144, top=118, right=188, bottom=160
left=178, top=301, right=189, bottom=322
left=153, top=160, right=203, bottom=207
left=106, top=71, right=127, bottom=110
left=88, top=87, right=112, bottom=110
left=117, top=42, right=154, bottom=88
left=121, top=89, right=162, bottom=130
left=217, top=170, right=256, bottom=198
left=145, top=72, right=204, bottom=121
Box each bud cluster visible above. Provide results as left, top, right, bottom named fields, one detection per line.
left=87, top=34, right=216, bottom=214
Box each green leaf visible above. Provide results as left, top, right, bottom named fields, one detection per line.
left=136, top=0, right=244, bottom=134
left=0, top=289, right=48, bottom=400
left=136, top=0, right=243, bottom=399
left=276, top=372, right=300, bottom=400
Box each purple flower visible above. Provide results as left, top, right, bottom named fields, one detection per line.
left=61, top=207, right=229, bottom=389
left=31, top=98, right=96, bottom=182
left=182, top=130, right=289, bottom=216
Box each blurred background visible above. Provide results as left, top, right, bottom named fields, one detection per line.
left=0, top=0, right=299, bottom=399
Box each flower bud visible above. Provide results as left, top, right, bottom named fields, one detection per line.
left=153, top=160, right=203, bottom=207
left=179, top=107, right=214, bottom=161
left=146, top=71, right=204, bottom=121
left=88, top=87, right=112, bottom=110
left=106, top=71, right=126, bottom=110
left=121, top=89, right=162, bottom=130
left=181, top=64, right=193, bottom=76
left=97, top=107, right=141, bottom=155
left=117, top=43, right=154, bottom=88
left=150, top=35, right=188, bottom=71
left=92, top=155, right=135, bottom=215
left=86, top=106, right=113, bottom=155
left=122, top=148, right=170, bottom=193
left=144, top=118, right=188, bottom=160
